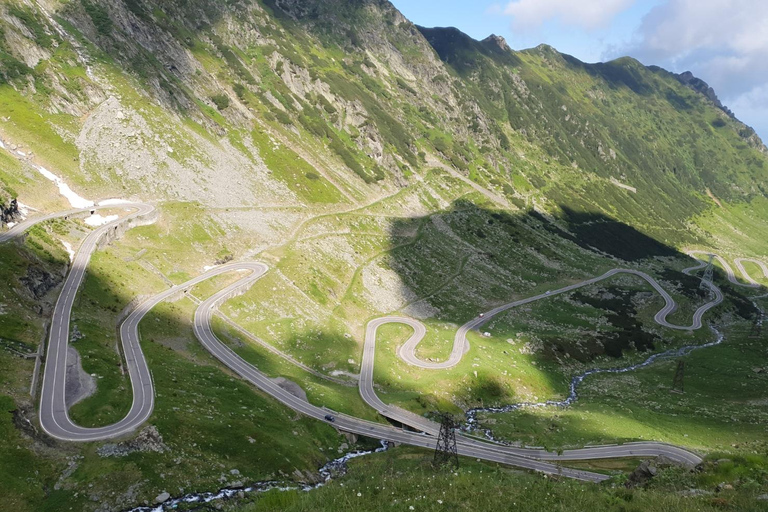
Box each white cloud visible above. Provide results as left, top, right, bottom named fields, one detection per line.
left=631, top=0, right=768, bottom=62
left=732, top=84, right=768, bottom=111
left=617, top=0, right=768, bottom=140
left=730, top=85, right=768, bottom=145
left=503, top=0, right=636, bottom=30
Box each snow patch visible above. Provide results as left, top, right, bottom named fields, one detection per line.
left=84, top=214, right=119, bottom=227
left=98, top=198, right=134, bottom=206
left=62, top=240, right=75, bottom=262
left=17, top=202, right=33, bottom=217
left=36, top=167, right=94, bottom=209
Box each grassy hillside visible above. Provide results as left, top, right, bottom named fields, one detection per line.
left=0, top=0, right=767, bottom=510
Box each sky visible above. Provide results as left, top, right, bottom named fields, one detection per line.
left=391, top=0, right=768, bottom=144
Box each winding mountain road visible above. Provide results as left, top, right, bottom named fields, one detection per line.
left=392, top=266, right=722, bottom=373
left=688, top=250, right=768, bottom=290
left=36, top=202, right=156, bottom=441
left=358, top=261, right=725, bottom=465
left=3, top=207, right=765, bottom=480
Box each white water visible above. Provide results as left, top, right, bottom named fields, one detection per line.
left=127, top=441, right=389, bottom=512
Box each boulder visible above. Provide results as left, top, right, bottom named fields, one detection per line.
left=625, top=460, right=659, bottom=488
left=679, top=489, right=712, bottom=497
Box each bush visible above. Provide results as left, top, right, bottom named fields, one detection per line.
left=233, top=83, right=247, bottom=101
left=211, top=94, right=230, bottom=111
left=8, top=6, right=54, bottom=48
left=274, top=110, right=292, bottom=126
left=318, top=94, right=337, bottom=114
left=0, top=51, right=32, bottom=83
left=123, top=0, right=149, bottom=20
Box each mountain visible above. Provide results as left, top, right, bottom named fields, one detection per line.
left=1, top=1, right=768, bottom=510
left=0, top=0, right=765, bottom=223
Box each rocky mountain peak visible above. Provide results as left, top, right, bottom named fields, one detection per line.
left=482, top=34, right=510, bottom=52
left=674, top=70, right=734, bottom=117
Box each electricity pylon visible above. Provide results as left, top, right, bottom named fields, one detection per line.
left=433, top=414, right=459, bottom=469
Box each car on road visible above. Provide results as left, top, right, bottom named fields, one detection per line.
left=324, top=414, right=335, bottom=422
left=479, top=313, right=484, bottom=318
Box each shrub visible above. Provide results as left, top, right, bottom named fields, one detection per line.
left=211, top=94, right=230, bottom=110
left=274, top=110, right=293, bottom=126
left=233, top=83, right=247, bottom=101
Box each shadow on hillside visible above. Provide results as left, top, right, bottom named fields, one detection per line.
left=381, top=199, right=760, bottom=408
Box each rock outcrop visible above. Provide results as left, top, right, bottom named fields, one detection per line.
left=674, top=71, right=734, bottom=117
left=1, top=198, right=20, bottom=226
left=96, top=425, right=169, bottom=457
left=20, top=265, right=63, bottom=299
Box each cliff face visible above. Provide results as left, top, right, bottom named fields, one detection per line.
left=0, top=0, right=765, bottom=235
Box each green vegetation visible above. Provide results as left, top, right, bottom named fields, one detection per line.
left=478, top=319, right=768, bottom=454
left=0, top=0, right=767, bottom=510
left=250, top=127, right=346, bottom=203
left=234, top=447, right=768, bottom=512
left=211, top=93, right=231, bottom=110
left=81, top=0, right=113, bottom=36
left=0, top=226, right=356, bottom=511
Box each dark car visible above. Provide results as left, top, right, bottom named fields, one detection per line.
left=324, top=414, right=335, bottom=422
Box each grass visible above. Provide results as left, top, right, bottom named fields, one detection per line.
left=233, top=446, right=768, bottom=512
left=68, top=249, right=167, bottom=426
left=251, top=127, right=347, bottom=204
left=0, top=243, right=358, bottom=511
left=0, top=86, right=82, bottom=184
left=477, top=320, right=768, bottom=454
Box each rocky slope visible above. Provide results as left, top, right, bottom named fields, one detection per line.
left=0, top=0, right=764, bottom=237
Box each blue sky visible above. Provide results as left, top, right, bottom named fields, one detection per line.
left=391, top=0, right=768, bottom=144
